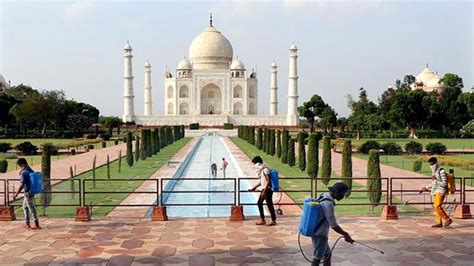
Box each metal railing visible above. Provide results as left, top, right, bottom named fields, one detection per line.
left=463, top=178, right=474, bottom=205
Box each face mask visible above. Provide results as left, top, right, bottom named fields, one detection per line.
left=429, top=163, right=437, bottom=173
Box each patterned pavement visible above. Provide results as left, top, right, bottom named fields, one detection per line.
left=0, top=215, right=473, bottom=265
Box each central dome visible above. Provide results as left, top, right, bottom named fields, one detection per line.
left=189, top=25, right=233, bottom=70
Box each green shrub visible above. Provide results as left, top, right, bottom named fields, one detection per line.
left=367, top=149, right=381, bottom=213
left=0, top=152, right=18, bottom=160
left=114, top=140, right=119, bottom=145
left=15, top=142, right=38, bottom=155
left=257, top=128, right=263, bottom=150
left=100, top=133, right=111, bottom=141
left=249, top=127, right=255, bottom=145
left=159, top=128, right=166, bottom=148
left=413, top=160, right=422, bottom=172
left=70, top=166, right=75, bottom=200
left=140, top=130, right=147, bottom=160
left=155, top=129, right=161, bottom=153
left=126, top=132, right=133, bottom=167
left=224, top=123, right=234, bottom=130
left=357, top=140, right=380, bottom=154
left=405, top=141, right=423, bottom=155
left=281, top=129, right=289, bottom=164
left=276, top=130, right=282, bottom=158
left=321, top=136, right=332, bottom=185
left=87, top=144, right=94, bottom=150
left=101, top=141, right=106, bottom=148
left=0, top=142, right=11, bottom=153
left=298, top=132, right=306, bottom=171
left=341, top=140, right=352, bottom=197
left=270, top=130, right=276, bottom=156
left=190, top=123, right=200, bottom=130
left=425, top=142, right=447, bottom=155
left=134, top=136, right=140, bottom=162
left=151, top=130, right=157, bottom=154
left=288, top=138, right=296, bottom=167
left=0, top=160, right=7, bottom=173
left=381, top=142, right=402, bottom=155
left=107, top=154, right=111, bottom=179
left=307, top=133, right=319, bottom=178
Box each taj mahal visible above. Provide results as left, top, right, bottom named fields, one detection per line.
left=122, top=15, right=299, bottom=126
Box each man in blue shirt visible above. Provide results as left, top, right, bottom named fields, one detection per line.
left=13, top=158, right=41, bottom=230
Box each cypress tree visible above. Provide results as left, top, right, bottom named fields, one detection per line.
left=160, top=127, right=166, bottom=148
left=250, top=127, right=255, bottom=146
left=276, top=130, right=282, bottom=158
left=257, top=128, right=263, bottom=150
left=270, top=129, right=276, bottom=156
left=367, top=149, right=382, bottom=213
left=181, top=125, right=185, bottom=138
left=307, top=133, right=319, bottom=178
left=135, top=136, right=140, bottom=162
left=146, top=129, right=153, bottom=157
left=262, top=128, right=267, bottom=152
left=151, top=129, right=157, bottom=155
left=341, top=140, right=353, bottom=197
left=298, top=132, right=306, bottom=171
left=140, top=130, right=147, bottom=160
left=247, top=126, right=252, bottom=143
left=126, top=132, right=134, bottom=167
left=39, top=143, right=55, bottom=215
left=106, top=154, right=111, bottom=179
left=173, top=126, right=180, bottom=142
left=281, top=129, right=289, bottom=164
left=155, top=129, right=160, bottom=153
left=70, top=166, right=75, bottom=200
left=92, top=154, right=97, bottom=188
left=321, top=136, right=332, bottom=185
left=118, top=150, right=122, bottom=173
left=288, top=138, right=296, bottom=167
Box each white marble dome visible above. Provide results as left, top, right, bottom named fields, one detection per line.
left=426, top=75, right=442, bottom=87
left=415, top=67, right=435, bottom=84
left=230, top=58, right=245, bottom=70
left=124, top=42, right=132, bottom=50
left=189, top=26, right=233, bottom=69
left=177, top=58, right=192, bottom=70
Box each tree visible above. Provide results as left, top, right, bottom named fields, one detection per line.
left=151, top=129, right=157, bottom=155
left=92, top=154, right=97, bottom=188
left=126, top=132, right=134, bottom=167
left=281, top=129, right=289, bottom=164
left=103, top=116, right=122, bottom=137
left=276, top=130, right=282, bottom=158
left=438, top=74, right=470, bottom=130
left=367, top=149, right=382, bottom=214
left=257, top=128, right=263, bottom=150
left=341, top=140, right=352, bottom=197
left=288, top=138, right=296, bottom=167
left=249, top=127, right=255, bottom=146
left=297, top=132, right=306, bottom=171
left=321, top=136, right=332, bottom=185
left=106, top=154, right=111, bottom=179
left=159, top=127, right=166, bottom=148
left=134, top=136, right=140, bottom=162
left=118, top=150, right=122, bottom=173
left=307, top=133, right=319, bottom=178
left=263, top=128, right=268, bottom=153
left=146, top=130, right=153, bottom=157
left=0, top=93, right=18, bottom=127
left=39, top=143, right=55, bottom=215
left=173, top=126, right=180, bottom=142
left=270, top=129, right=276, bottom=156
left=155, top=129, right=161, bottom=153
left=298, top=94, right=326, bottom=132
left=337, top=117, right=348, bottom=132
left=4, top=83, right=36, bottom=101
left=319, top=105, right=338, bottom=133
left=69, top=166, right=75, bottom=200
left=347, top=88, right=379, bottom=139
left=140, top=130, right=147, bottom=160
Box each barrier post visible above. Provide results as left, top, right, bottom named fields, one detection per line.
left=453, top=178, right=472, bottom=219
left=152, top=178, right=167, bottom=221
left=75, top=179, right=90, bottom=222
left=0, top=180, right=16, bottom=221
left=230, top=178, right=244, bottom=221
left=381, top=177, right=398, bottom=220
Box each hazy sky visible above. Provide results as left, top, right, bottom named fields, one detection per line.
left=1, top=0, right=473, bottom=117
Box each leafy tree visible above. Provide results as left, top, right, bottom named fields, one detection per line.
left=347, top=88, right=379, bottom=139
left=337, top=117, right=348, bottom=132
left=126, top=132, right=134, bottom=167
left=103, top=116, right=122, bottom=137
left=0, top=93, right=18, bottom=127
left=298, top=94, right=326, bottom=132
left=297, top=132, right=306, bottom=171
left=319, top=105, right=338, bottom=133
left=367, top=149, right=382, bottom=214
left=281, top=129, right=289, bottom=164
left=458, top=92, right=474, bottom=119
left=307, top=133, right=319, bottom=178
left=5, top=83, right=36, bottom=101
left=341, top=140, right=352, bottom=197
left=321, top=136, right=332, bottom=185
left=276, top=130, right=282, bottom=158
left=288, top=138, right=296, bottom=167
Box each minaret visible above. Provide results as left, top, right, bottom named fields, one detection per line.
left=270, top=61, right=278, bottom=116
left=122, top=41, right=135, bottom=122
left=287, top=43, right=299, bottom=126
left=144, top=60, right=152, bottom=116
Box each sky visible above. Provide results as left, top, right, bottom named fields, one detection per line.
left=1, top=0, right=473, bottom=118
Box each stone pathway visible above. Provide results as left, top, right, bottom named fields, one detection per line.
left=0, top=216, right=472, bottom=265
left=107, top=138, right=200, bottom=218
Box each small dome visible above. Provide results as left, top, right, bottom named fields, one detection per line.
left=271, top=61, right=277, bottom=68
left=124, top=42, right=132, bottom=50
left=289, top=43, right=298, bottom=50
left=177, top=58, right=192, bottom=70
left=189, top=25, right=233, bottom=70
left=230, top=59, right=245, bottom=70
left=145, top=61, right=151, bottom=67
left=415, top=66, right=435, bottom=83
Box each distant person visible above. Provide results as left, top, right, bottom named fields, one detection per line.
left=211, top=163, right=217, bottom=177
left=13, top=158, right=41, bottom=230
left=419, top=157, right=453, bottom=228
left=249, top=156, right=276, bottom=226
left=220, top=158, right=228, bottom=178
left=312, top=182, right=353, bottom=265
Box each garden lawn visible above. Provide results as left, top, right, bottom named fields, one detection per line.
left=12, top=137, right=191, bottom=218
left=231, top=137, right=418, bottom=216
left=349, top=138, right=474, bottom=150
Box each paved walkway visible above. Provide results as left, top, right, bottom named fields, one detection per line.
left=0, top=216, right=472, bottom=265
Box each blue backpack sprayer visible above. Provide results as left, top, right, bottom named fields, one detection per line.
left=298, top=196, right=384, bottom=262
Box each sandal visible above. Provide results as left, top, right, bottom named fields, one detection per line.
left=256, top=220, right=266, bottom=225
left=267, top=221, right=276, bottom=226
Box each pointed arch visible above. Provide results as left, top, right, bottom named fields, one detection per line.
left=179, top=102, right=189, bottom=115
left=167, top=86, right=174, bottom=98
left=167, top=102, right=174, bottom=115
left=233, top=102, right=243, bottom=115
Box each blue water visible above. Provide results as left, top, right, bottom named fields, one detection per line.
left=156, top=133, right=259, bottom=218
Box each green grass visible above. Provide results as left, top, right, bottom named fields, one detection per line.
left=353, top=153, right=474, bottom=178
left=12, top=137, right=191, bottom=218
left=349, top=138, right=474, bottom=150
left=231, top=137, right=419, bottom=216
left=0, top=138, right=75, bottom=146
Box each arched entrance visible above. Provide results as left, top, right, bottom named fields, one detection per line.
left=200, top=83, right=222, bottom=115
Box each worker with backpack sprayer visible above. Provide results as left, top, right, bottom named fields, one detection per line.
left=419, top=157, right=454, bottom=228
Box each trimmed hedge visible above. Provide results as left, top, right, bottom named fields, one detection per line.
left=405, top=141, right=423, bottom=155
left=298, top=132, right=306, bottom=171
left=0, top=159, right=7, bottom=173
left=288, top=138, right=296, bottom=167
left=190, top=123, right=200, bottom=130
left=0, top=142, right=11, bottom=153
left=281, top=129, right=289, bottom=164
left=413, top=160, right=422, bottom=172
left=307, top=133, right=319, bottom=178
left=425, top=142, right=447, bottom=155
left=357, top=140, right=381, bottom=154
left=321, top=136, right=332, bottom=185
left=367, top=149, right=382, bottom=213
left=257, top=128, right=263, bottom=150
left=224, top=123, right=234, bottom=130
left=15, top=141, right=38, bottom=155
left=341, top=139, right=353, bottom=197
left=381, top=142, right=402, bottom=155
